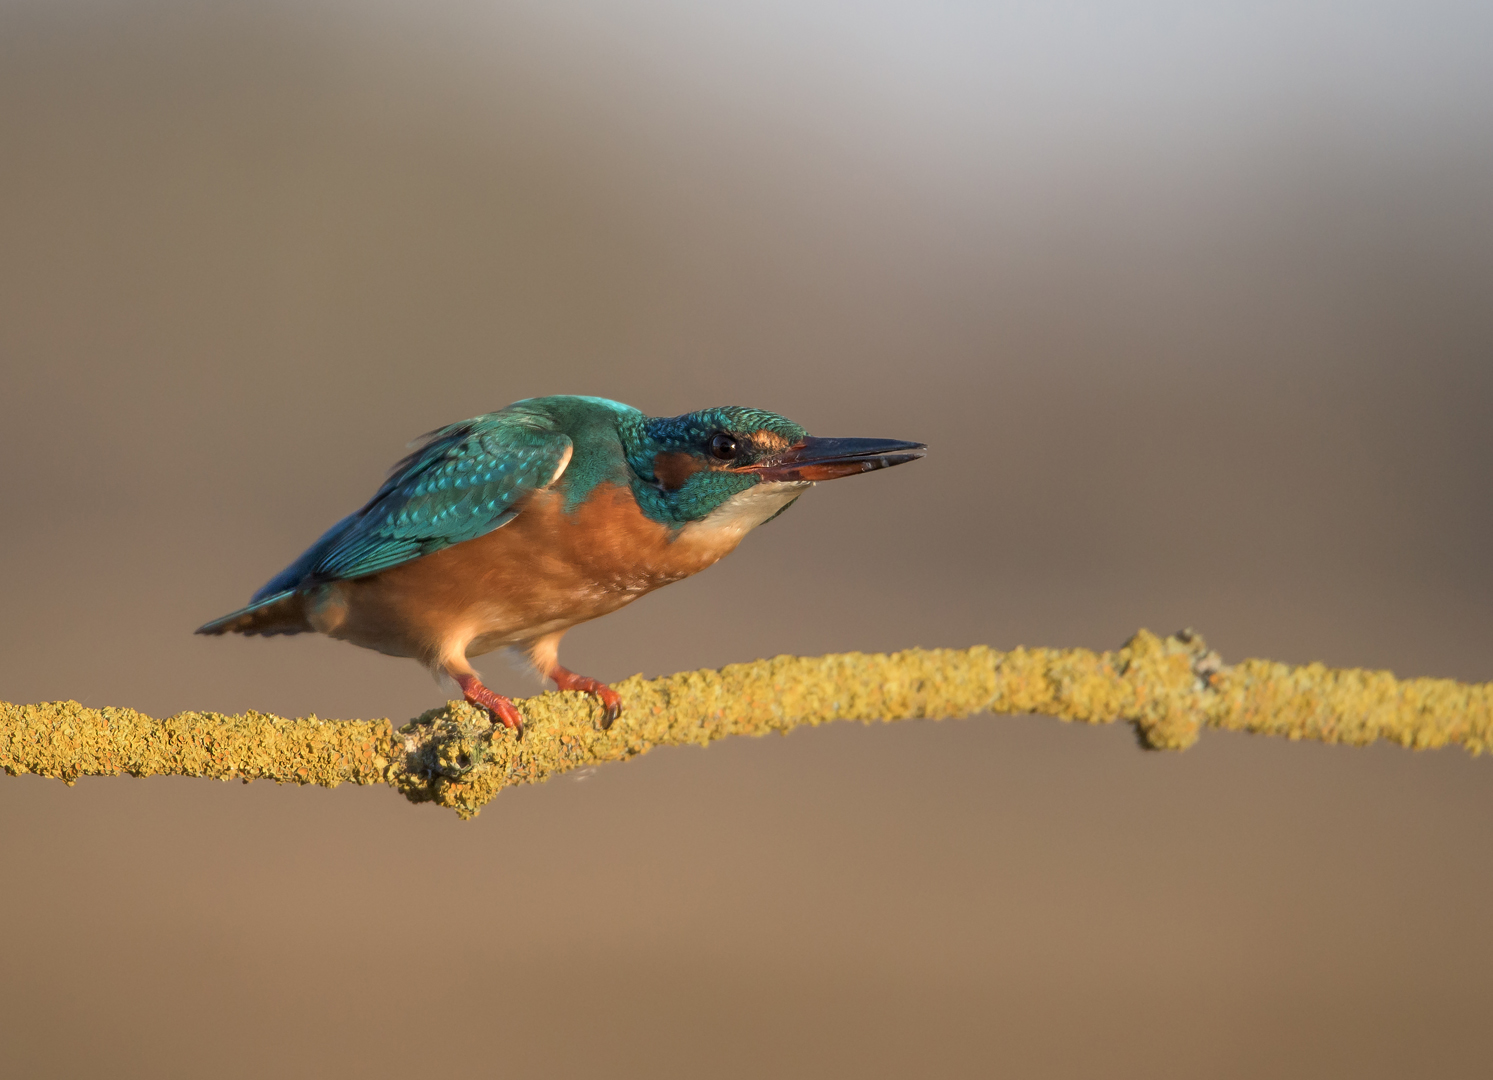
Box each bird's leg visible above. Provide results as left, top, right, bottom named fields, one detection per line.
left=549, top=666, right=624, bottom=729
left=523, top=631, right=624, bottom=729
left=446, top=665, right=525, bottom=738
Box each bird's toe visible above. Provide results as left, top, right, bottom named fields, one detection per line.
left=599, top=694, right=623, bottom=730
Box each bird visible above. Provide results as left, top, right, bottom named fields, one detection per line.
left=197, top=395, right=924, bottom=736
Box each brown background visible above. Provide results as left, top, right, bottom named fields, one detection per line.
left=3, top=2, right=1492, bottom=1076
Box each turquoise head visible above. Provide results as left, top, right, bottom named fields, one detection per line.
left=623, top=404, right=924, bottom=526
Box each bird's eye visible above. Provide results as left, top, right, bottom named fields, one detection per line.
left=708, top=433, right=739, bottom=460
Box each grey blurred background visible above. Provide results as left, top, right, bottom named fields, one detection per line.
left=2, top=1, right=1492, bottom=1076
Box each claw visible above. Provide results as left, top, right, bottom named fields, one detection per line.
left=596, top=688, right=623, bottom=730
left=453, top=672, right=525, bottom=739
left=550, top=666, right=623, bottom=730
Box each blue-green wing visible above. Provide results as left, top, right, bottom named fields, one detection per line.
left=252, top=409, right=571, bottom=598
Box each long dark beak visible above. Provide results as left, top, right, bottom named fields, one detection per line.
left=743, top=436, right=926, bottom=483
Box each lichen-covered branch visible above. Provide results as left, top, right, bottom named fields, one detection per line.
left=3, top=630, right=1489, bottom=819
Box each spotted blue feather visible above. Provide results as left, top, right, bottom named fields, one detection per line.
left=251, top=407, right=571, bottom=599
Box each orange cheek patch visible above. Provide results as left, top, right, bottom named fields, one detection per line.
left=749, top=430, right=795, bottom=454
left=653, top=451, right=708, bottom=492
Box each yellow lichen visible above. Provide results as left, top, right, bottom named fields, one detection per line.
left=2, top=630, right=1488, bottom=819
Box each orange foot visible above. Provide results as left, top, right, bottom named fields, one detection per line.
left=454, top=672, right=525, bottom=739
left=550, top=665, right=623, bottom=730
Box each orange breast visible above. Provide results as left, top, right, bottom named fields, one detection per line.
left=315, top=482, right=745, bottom=663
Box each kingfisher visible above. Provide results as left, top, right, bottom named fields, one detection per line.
left=198, top=396, right=924, bottom=735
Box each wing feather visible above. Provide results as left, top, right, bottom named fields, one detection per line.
left=256, top=408, right=572, bottom=594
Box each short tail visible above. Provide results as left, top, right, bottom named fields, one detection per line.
left=195, top=590, right=312, bottom=637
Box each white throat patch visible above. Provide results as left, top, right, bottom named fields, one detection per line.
left=688, top=480, right=811, bottom=541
